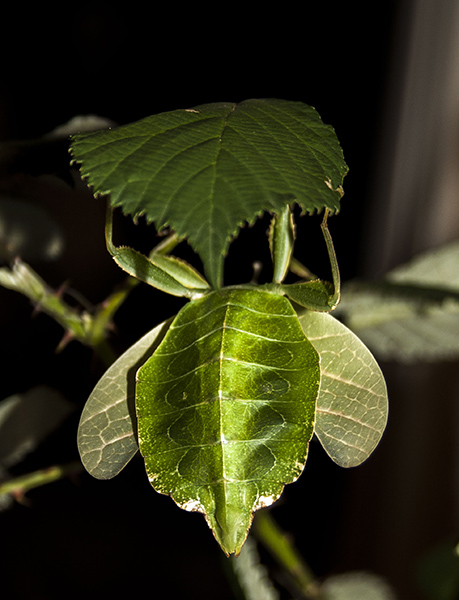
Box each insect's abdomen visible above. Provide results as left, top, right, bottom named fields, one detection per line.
left=136, top=288, right=320, bottom=555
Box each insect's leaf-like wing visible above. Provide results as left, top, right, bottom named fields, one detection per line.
left=136, top=289, right=320, bottom=555
left=77, top=319, right=171, bottom=479
left=70, top=99, right=347, bottom=287
left=299, top=311, right=388, bottom=467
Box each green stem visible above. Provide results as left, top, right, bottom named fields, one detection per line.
left=0, top=462, right=83, bottom=498
left=253, top=510, right=321, bottom=599
left=0, top=257, right=131, bottom=367
left=1, top=258, right=111, bottom=361
left=0, top=259, right=89, bottom=339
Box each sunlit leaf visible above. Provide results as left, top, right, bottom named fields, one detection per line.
left=299, top=311, right=388, bottom=467
left=77, top=319, right=171, bottom=479
left=388, top=240, right=459, bottom=288
left=70, top=99, right=347, bottom=287
left=136, top=289, right=320, bottom=555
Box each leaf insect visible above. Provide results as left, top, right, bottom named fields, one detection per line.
left=78, top=205, right=387, bottom=556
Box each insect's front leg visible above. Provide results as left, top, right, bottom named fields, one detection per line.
left=265, top=208, right=341, bottom=313
left=105, top=205, right=209, bottom=299
left=269, top=204, right=295, bottom=284
left=320, top=208, right=341, bottom=308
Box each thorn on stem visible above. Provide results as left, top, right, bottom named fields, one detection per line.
left=56, top=331, right=75, bottom=353
left=12, top=490, right=31, bottom=506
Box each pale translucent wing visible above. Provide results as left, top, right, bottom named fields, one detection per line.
left=77, top=319, right=171, bottom=479
left=299, top=311, right=388, bottom=467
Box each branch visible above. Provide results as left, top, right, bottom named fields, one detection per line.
left=253, top=510, right=321, bottom=599
left=0, top=462, right=83, bottom=501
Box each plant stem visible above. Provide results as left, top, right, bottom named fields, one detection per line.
left=253, top=510, right=321, bottom=599
left=0, top=257, right=129, bottom=367
left=0, top=462, right=83, bottom=499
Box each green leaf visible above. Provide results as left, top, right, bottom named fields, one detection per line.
left=0, top=198, right=64, bottom=262
left=0, top=386, right=72, bottom=468
left=338, top=241, right=459, bottom=362
left=77, top=319, right=172, bottom=479
left=70, top=99, right=347, bottom=287
left=299, top=311, right=388, bottom=467
left=320, top=571, right=397, bottom=600
left=388, top=239, right=459, bottom=288
left=417, top=539, right=459, bottom=600
left=135, top=289, right=320, bottom=555
left=340, top=283, right=459, bottom=363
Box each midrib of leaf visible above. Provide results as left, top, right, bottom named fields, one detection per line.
left=166, top=110, right=239, bottom=286
left=218, top=301, right=230, bottom=507
left=202, top=110, right=230, bottom=287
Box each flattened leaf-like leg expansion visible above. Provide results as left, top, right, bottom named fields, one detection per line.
left=136, top=289, right=320, bottom=555
left=267, top=209, right=341, bottom=312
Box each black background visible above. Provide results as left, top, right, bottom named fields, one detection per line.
left=1, top=3, right=440, bottom=599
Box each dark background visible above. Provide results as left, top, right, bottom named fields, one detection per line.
left=1, top=3, right=456, bottom=599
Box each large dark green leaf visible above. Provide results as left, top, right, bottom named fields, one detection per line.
left=136, top=288, right=320, bottom=555
left=70, top=99, right=347, bottom=287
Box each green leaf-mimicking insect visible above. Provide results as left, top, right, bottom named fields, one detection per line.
left=73, top=100, right=387, bottom=555
left=77, top=204, right=388, bottom=555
